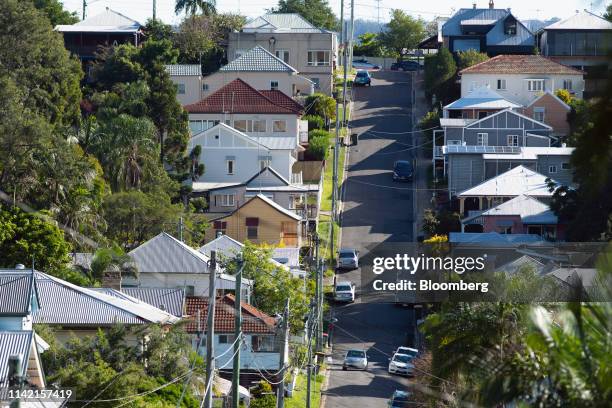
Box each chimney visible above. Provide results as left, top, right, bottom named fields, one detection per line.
left=473, top=2, right=477, bottom=9
left=489, top=0, right=494, bottom=9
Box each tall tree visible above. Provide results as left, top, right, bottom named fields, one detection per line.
left=604, top=4, right=612, bottom=22
left=353, top=32, right=384, bottom=57
left=174, top=0, right=216, bottom=16
left=32, top=0, right=79, bottom=25
left=456, top=49, right=489, bottom=70
left=273, top=0, right=338, bottom=31
left=424, top=46, right=457, bottom=103
left=378, top=9, right=425, bottom=60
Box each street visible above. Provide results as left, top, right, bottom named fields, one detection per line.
left=324, top=70, right=418, bottom=407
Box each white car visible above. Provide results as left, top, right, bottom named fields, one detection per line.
left=337, top=248, right=359, bottom=270
left=388, top=353, right=415, bottom=376
left=334, top=281, right=355, bottom=302
left=343, top=349, right=368, bottom=370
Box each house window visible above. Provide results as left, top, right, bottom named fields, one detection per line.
left=563, top=79, right=573, bottom=90
left=233, top=120, right=247, bottom=132
left=219, top=334, right=235, bottom=344
left=504, top=20, right=517, bottom=35
left=527, top=79, right=545, bottom=92
left=253, top=120, right=266, bottom=133
left=307, top=50, right=330, bottom=66
left=561, top=162, right=570, bottom=170
left=176, top=83, right=186, bottom=94
left=216, top=194, right=235, bottom=207
left=500, top=226, right=512, bottom=234
left=251, top=335, right=279, bottom=352
left=533, top=107, right=545, bottom=123
left=549, top=165, right=557, bottom=174
left=213, top=221, right=227, bottom=236
left=478, top=111, right=488, bottom=119
left=189, top=120, right=203, bottom=133
left=270, top=81, right=279, bottom=91
left=202, top=83, right=209, bottom=91
left=477, top=133, right=488, bottom=146
left=246, top=217, right=259, bottom=239
left=275, top=49, right=290, bottom=64
left=507, top=135, right=519, bottom=147
left=226, top=160, right=235, bottom=175
left=496, top=79, right=506, bottom=90
left=311, top=77, right=320, bottom=89
left=273, top=120, right=287, bottom=132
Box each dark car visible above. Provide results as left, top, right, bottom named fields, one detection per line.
left=390, top=60, right=420, bottom=71
left=388, top=390, right=412, bottom=407
left=393, top=160, right=413, bottom=181
left=354, top=70, right=371, bottom=86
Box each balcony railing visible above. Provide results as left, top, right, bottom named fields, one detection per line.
left=291, top=172, right=303, bottom=184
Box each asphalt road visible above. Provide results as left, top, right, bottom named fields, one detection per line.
left=324, top=70, right=418, bottom=407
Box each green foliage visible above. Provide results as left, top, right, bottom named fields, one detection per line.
left=250, top=381, right=276, bottom=408
left=353, top=32, right=384, bottom=57
left=378, top=10, right=425, bottom=58
left=303, top=114, right=325, bottom=131
left=422, top=208, right=460, bottom=236
left=90, top=247, right=137, bottom=281
left=307, top=130, right=331, bottom=160
left=424, top=47, right=457, bottom=104
left=273, top=0, right=338, bottom=31
left=0, top=205, right=71, bottom=273
left=418, top=109, right=440, bottom=151
left=555, top=88, right=573, bottom=105
left=422, top=209, right=439, bottom=236
left=304, top=93, right=336, bottom=124
left=605, top=4, right=612, bottom=22
left=456, top=49, right=489, bottom=70
left=175, top=0, right=217, bottom=16
left=32, top=0, right=79, bottom=25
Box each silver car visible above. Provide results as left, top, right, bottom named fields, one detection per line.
left=337, top=248, right=359, bottom=270
left=342, top=349, right=368, bottom=370
left=334, top=281, right=355, bottom=303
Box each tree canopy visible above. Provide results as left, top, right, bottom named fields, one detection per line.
left=378, top=10, right=425, bottom=59
left=175, top=0, right=217, bottom=16
left=456, top=49, right=489, bottom=70
left=32, top=0, right=79, bottom=25
left=272, top=0, right=338, bottom=31
left=353, top=32, right=385, bottom=57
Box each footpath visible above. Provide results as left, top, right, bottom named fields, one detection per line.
left=412, top=70, right=432, bottom=240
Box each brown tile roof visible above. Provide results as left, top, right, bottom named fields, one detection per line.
left=459, top=55, right=584, bottom=75
left=259, top=90, right=304, bottom=114
left=185, top=294, right=277, bottom=334
left=184, top=79, right=298, bottom=114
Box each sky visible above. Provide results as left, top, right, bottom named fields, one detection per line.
left=62, top=0, right=609, bottom=26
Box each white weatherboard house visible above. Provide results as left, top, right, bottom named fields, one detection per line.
left=459, top=55, right=584, bottom=106
left=202, top=46, right=314, bottom=98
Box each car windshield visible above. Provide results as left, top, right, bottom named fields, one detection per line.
left=398, top=348, right=418, bottom=357
left=339, top=250, right=354, bottom=257
left=395, top=162, right=411, bottom=170
left=336, top=285, right=352, bottom=291
left=356, top=72, right=368, bottom=77
left=393, top=354, right=411, bottom=363
left=347, top=350, right=365, bottom=358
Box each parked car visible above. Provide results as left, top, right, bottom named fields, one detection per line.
left=387, top=390, right=412, bottom=407
left=352, top=59, right=381, bottom=70
left=337, top=248, right=359, bottom=269
left=334, top=281, right=356, bottom=302
left=395, top=346, right=419, bottom=359
left=342, top=349, right=368, bottom=370
left=388, top=352, right=415, bottom=376
left=393, top=160, right=413, bottom=182
left=390, top=60, right=420, bottom=71
left=354, top=70, right=372, bottom=86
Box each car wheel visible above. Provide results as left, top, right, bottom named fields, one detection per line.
left=342, top=365, right=347, bottom=371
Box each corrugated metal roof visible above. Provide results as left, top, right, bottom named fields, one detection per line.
left=253, top=136, right=297, bottom=150
left=480, top=195, right=558, bottom=224
left=272, top=247, right=301, bottom=269
left=449, top=232, right=544, bottom=243
left=165, top=64, right=202, bottom=76
left=440, top=118, right=477, bottom=127
left=444, top=87, right=521, bottom=110
left=458, top=165, right=558, bottom=197
left=55, top=8, right=141, bottom=33
left=0, top=331, right=32, bottom=386
left=129, top=232, right=211, bottom=274
left=32, top=272, right=178, bottom=326
left=545, top=10, right=612, bottom=30
left=486, top=16, right=534, bottom=47
left=199, top=235, right=244, bottom=258
left=0, top=272, right=35, bottom=315
left=443, top=8, right=510, bottom=36
left=243, top=13, right=328, bottom=33
left=221, top=46, right=297, bottom=72
left=122, top=288, right=185, bottom=317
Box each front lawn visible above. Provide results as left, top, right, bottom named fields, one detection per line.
left=285, top=372, right=324, bottom=408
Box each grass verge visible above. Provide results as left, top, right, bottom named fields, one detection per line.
left=285, top=372, right=325, bottom=408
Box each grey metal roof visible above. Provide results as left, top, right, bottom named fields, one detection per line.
left=443, top=8, right=511, bottom=36
left=165, top=64, right=202, bottom=76
left=0, top=330, right=32, bottom=386
left=449, top=232, right=544, bottom=243
left=479, top=195, right=558, bottom=224
left=253, top=136, right=297, bottom=150
left=0, top=272, right=35, bottom=315
left=545, top=10, right=612, bottom=30
left=32, top=272, right=178, bottom=326
left=129, top=232, right=210, bottom=274
left=122, top=288, right=185, bottom=317
left=272, top=247, right=301, bottom=269
left=55, top=8, right=141, bottom=33
left=199, top=235, right=244, bottom=259
left=444, top=87, right=521, bottom=110
left=458, top=165, right=557, bottom=197
left=243, top=13, right=329, bottom=33
left=221, top=46, right=298, bottom=73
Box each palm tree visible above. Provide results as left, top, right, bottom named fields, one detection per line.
left=90, top=247, right=138, bottom=282
left=175, top=0, right=216, bottom=16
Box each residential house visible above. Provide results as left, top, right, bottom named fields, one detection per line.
left=0, top=331, right=47, bottom=390
left=441, top=1, right=534, bottom=55
left=205, top=194, right=303, bottom=247
left=228, top=13, right=337, bottom=94
left=521, top=91, right=571, bottom=138
left=126, top=232, right=253, bottom=300
left=442, top=87, right=522, bottom=119
left=165, top=64, right=203, bottom=106
left=55, top=8, right=143, bottom=76
left=460, top=194, right=564, bottom=240
left=449, top=231, right=544, bottom=244
left=452, top=164, right=563, bottom=216
left=202, top=46, right=314, bottom=98
left=538, top=10, right=612, bottom=70
left=0, top=269, right=37, bottom=331
left=92, top=287, right=186, bottom=318
left=186, top=295, right=286, bottom=388
left=459, top=54, right=584, bottom=106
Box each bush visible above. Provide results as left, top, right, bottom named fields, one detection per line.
left=306, top=130, right=331, bottom=160
left=456, top=49, right=489, bottom=70
left=303, top=114, right=325, bottom=131
left=555, top=89, right=573, bottom=105
left=304, top=93, right=336, bottom=123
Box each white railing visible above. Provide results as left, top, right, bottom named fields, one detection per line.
left=291, top=172, right=303, bottom=184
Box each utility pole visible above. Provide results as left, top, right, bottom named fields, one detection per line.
left=313, top=234, right=322, bottom=352
left=204, top=251, right=217, bottom=408
left=8, top=354, right=23, bottom=408
left=152, top=0, right=157, bottom=20
left=178, top=217, right=184, bottom=242
left=349, top=0, right=355, bottom=65
left=276, top=298, right=290, bottom=408
left=305, top=301, right=315, bottom=408
left=82, top=0, right=87, bottom=20
left=231, top=255, right=245, bottom=408
left=376, top=0, right=382, bottom=30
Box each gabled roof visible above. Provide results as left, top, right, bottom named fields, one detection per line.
left=444, top=87, right=522, bottom=110
left=526, top=91, right=571, bottom=111
left=272, top=247, right=301, bottom=269
left=243, top=13, right=329, bottom=33
left=0, top=271, right=36, bottom=316
left=210, top=194, right=301, bottom=223
left=449, top=232, right=544, bottom=243
left=122, top=288, right=185, bottom=317
left=478, top=195, right=558, bottom=224
left=199, top=235, right=244, bottom=259
left=259, top=90, right=304, bottom=113
left=458, top=165, right=558, bottom=197
left=495, top=255, right=546, bottom=275
left=466, top=108, right=552, bottom=130
left=184, top=79, right=299, bottom=114
left=245, top=166, right=291, bottom=187
left=221, top=46, right=298, bottom=73
left=545, top=10, right=612, bottom=30
left=443, top=8, right=510, bottom=36
left=129, top=232, right=210, bottom=274
left=0, top=331, right=33, bottom=386
left=56, top=8, right=141, bottom=33
left=460, top=55, right=583, bottom=75
left=185, top=295, right=276, bottom=334
left=32, top=272, right=178, bottom=325
left=165, top=64, right=202, bottom=76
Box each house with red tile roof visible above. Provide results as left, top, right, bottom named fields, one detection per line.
left=459, top=55, right=584, bottom=106
left=185, top=295, right=287, bottom=387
